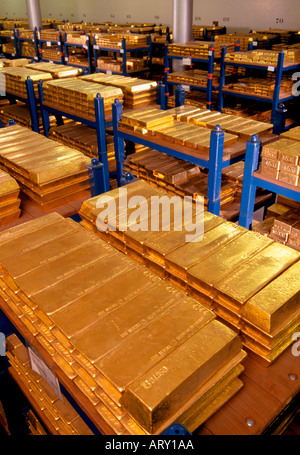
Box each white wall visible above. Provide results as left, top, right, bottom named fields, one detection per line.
left=1, top=0, right=299, bottom=34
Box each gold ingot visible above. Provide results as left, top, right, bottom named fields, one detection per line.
left=241, top=260, right=300, bottom=333
left=51, top=266, right=160, bottom=339
left=95, top=299, right=215, bottom=399
left=214, top=243, right=300, bottom=312
left=71, top=416, right=94, bottom=435
left=71, top=281, right=187, bottom=363
left=73, top=377, right=100, bottom=406
left=120, top=320, right=242, bottom=433
left=165, top=222, right=245, bottom=281
left=187, top=231, right=273, bottom=298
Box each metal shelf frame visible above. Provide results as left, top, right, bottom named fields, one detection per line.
left=0, top=29, right=19, bottom=58
left=218, top=47, right=300, bottom=127
left=16, top=28, right=39, bottom=61
left=112, top=98, right=246, bottom=216
left=38, top=28, right=64, bottom=65
left=93, top=34, right=152, bottom=77
left=37, top=80, right=112, bottom=193
left=64, top=32, right=93, bottom=74
left=239, top=134, right=300, bottom=229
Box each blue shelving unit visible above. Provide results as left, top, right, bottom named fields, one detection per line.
left=64, top=32, right=93, bottom=74
left=112, top=98, right=246, bottom=216
left=37, top=80, right=112, bottom=193
left=239, top=134, right=300, bottom=229
left=16, top=28, right=39, bottom=61
left=93, top=34, right=152, bottom=77
left=38, top=28, right=64, bottom=64
left=218, top=47, right=300, bottom=128
left=0, top=28, right=19, bottom=58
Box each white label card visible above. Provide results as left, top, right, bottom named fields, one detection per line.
left=46, top=41, right=51, bottom=47
left=182, top=57, right=192, bottom=65
left=182, top=84, right=191, bottom=91
left=268, top=66, right=275, bottom=72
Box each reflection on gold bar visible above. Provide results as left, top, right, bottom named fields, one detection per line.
left=95, top=299, right=215, bottom=398
left=214, top=243, right=300, bottom=311
left=241, top=260, right=300, bottom=333
left=120, top=320, right=242, bottom=433
left=187, top=231, right=273, bottom=297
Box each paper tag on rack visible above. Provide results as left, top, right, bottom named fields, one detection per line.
left=208, top=50, right=213, bottom=56
left=34, top=56, right=38, bottom=60
left=120, top=49, right=124, bottom=54
left=32, top=39, right=34, bottom=42
left=268, top=66, right=275, bottom=72
left=65, top=57, right=69, bottom=62
left=28, top=345, right=63, bottom=401
left=253, top=41, right=258, bottom=46
left=106, top=70, right=113, bottom=75
left=182, top=84, right=191, bottom=92
left=46, top=41, right=51, bottom=47
left=83, top=44, right=88, bottom=50
left=10, top=36, right=14, bottom=40
left=94, top=45, right=99, bottom=50
left=49, top=60, right=53, bottom=64
left=182, top=57, right=192, bottom=66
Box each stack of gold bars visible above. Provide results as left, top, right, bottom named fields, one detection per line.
left=259, top=138, right=300, bottom=187
left=79, top=180, right=300, bottom=366
left=0, top=58, right=32, bottom=67
left=66, top=32, right=88, bottom=46
left=0, top=124, right=90, bottom=211
left=214, top=33, right=274, bottom=51
left=221, top=161, right=245, bottom=197
left=94, top=33, right=148, bottom=49
left=39, top=29, right=63, bottom=42
left=223, top=77, right=293, bottom=98
left=0, top=211, right=246, bottom=434
left=81, top=73, right=157, bottom=109
left=25, top=62, right=83, bottom=79
left=177, top=106, right=273, bottom=140
left=40, top=46, right=62, bottom=62
left=95, top=56, right=146, bottom=74
left=0, top=169, right=21, bottom=226
left=2, top=43, right=17, bottom=54
left=168, top=41, right=235, bottom=59
left=42, top=78, right=123, bottom=121
left=168, top=69, right=220, bottom=88
left=6, top=333, right=94, bottom=435
left=168, top=91, right=219, bottom=110
left=119, top=106, right=239, bottom=152
left=281, top=125, right=300, bottom=143
left=268, top=209, right=300, bottom=250
left=18, top=30, right=34, bottom=40
left=49, top=121, right=116, bottom=172
left=0, top=102, right=39, bottom=129
left=0, top=66, right=53, bottom=98
left=123, top=149, right=237, bottom=207
left=192, top=26, right=226, bottom=41
left=224, top=49, right=300, bottom=65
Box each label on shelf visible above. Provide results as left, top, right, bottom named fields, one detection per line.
left=182, top=85, right=191, bottom=92
left=28, top=345, right=62, bottom=401
left=268, top=66, right=275, bottom=72
left=106, top=70, right=113, bottom=75
left=10, top=36, right=14, bottom=40
left=46, top=41, right=51, bottom=47
left=94, top=45, right=100, bottom=50
left=208, top=50, right=213, bottom=56
left=182, top=57, right=192, bottom=65
left=65, top=57, right=69, bottom=62
left=120, top=49, right=124, bottom=54
left=11, top=53, right=15, bottom=57
left=49, top=60, right=53, bottom=64
left=34, top=56, right=38, bottom=60
left=83, top=44, right=88, bottom=50
left=32, top=39, right=34, bottom=42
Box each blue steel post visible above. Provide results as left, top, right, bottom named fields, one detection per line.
left=25, top=76, right=40, bottom=133
left=33, top=27, right=39, bottom=61
left=157, top=81, right=167, bottom=110
left=87, top=158, right=106, bottom=197
left=58, top=32, right=64, bottom=64
left=121, top=38, right=127, bottom=76
left=207, top=125, right=225, bottom=215
left=239, top=134, right=261, bottom=229
left=148, top=34, right=152, bottom=79
left=112, top=99, right=125, bottom=187
left=218, top=46, right=227, bottom=112
left=63, top=32, right=68, bottom=64
left=37, top=80, right=51, bottom=137
left=86, top=35, right=92, bottom=74
left=235, top=40, right=240, bottom=51
left=207, top=44, right=215, bottom=110
left=164, top=42, right=170, bottom=107
left=273, top=103, right=287, bottom=135
left=175, top=84, right=185, bottom=107
left=94, top=94, right=110, bottom=192
left=271, top=51, right=285, bottom=123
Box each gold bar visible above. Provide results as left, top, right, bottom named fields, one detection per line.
left=214, top=243, right=300, bottom=312
left=95, top=299, right=215, bottom=399
left=187, top=231, right=273, bottom=298
left=120, top=320, right=242, bottom=433
left=241, top=260, right=300, bottom=333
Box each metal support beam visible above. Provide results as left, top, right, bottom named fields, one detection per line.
left=172, top=0, right=193, bottom=72
left=26, top=0, right=42, bottom=30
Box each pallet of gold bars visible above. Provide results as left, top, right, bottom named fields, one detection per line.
left=80, top=73, right=157, bottom=109
left=167, top=91, right=219, bottom=110
left=123, top=149, right=237, bottom=207
left=167, top=69, right=219, bottom=88
left=6, top=333, right=94, bottom=435
left=18, top=29, right=34, bottom=40
left=214, top=33, right=276, bottom=51
left=0, top=169, right=21, bottom=227
left=42, top=78, right=124, bottom=122
left=259, top=137, right=300, bottom=188
left=177, top=106, right=274, bottom=140
left=0, top=66, right=53, bottom=98
left=0, top=124, right=91, bottom=212
left=93, top=33, right=148, bottom=49
left=79, top=180, right=300, bottom=366
left=192, top=26, right=226, bottom=41
left=49, top=121, right=117, bottom=172
left=40, top=47, right=63, bottom=62
left=167, top=41, right=235, bottom=59
left=0, top=211, right=246, bottom=434
left=119, top=106, right=239, bottom=152
left=224, top=49, right=300, bottom=66
left=39, top=29, right=63, bottom=42
left=25, top=62, right=83, bottom=79
left=0, top=58, right=32, bottom=68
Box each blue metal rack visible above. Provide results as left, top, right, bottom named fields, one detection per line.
left=218, top=47, right=300, bottom=128
left=38, top=28, right=64, bottom=64
left=16, top=28, right=39, bottom=61
left=239, top=134, right=300, bottom=229
left=0, top=28, right=19, bottom=58
left=64, top=32, right=93, bottom=74
left=112, top=98, right=246, bottom=216
left=93, top=34, right=152, bottom=77
left=37, top=80, right=112, bottom=193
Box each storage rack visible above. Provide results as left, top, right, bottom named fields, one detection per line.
left=239, top=134, right=300, bottom=229
left=37, top=80, right=112, bottom=193
left=93, top=34, right=152, bottom=77
left=0, top=29, right=19, bottom=58
left=16, top=28, right=39, bottom=61
left=218, top=48, right=300, bottom=129
left=164, top=41, right=226, bottom=111
left=64, top=32, right=93, bottom=74
left=38, top=28, right=64, bottom=65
